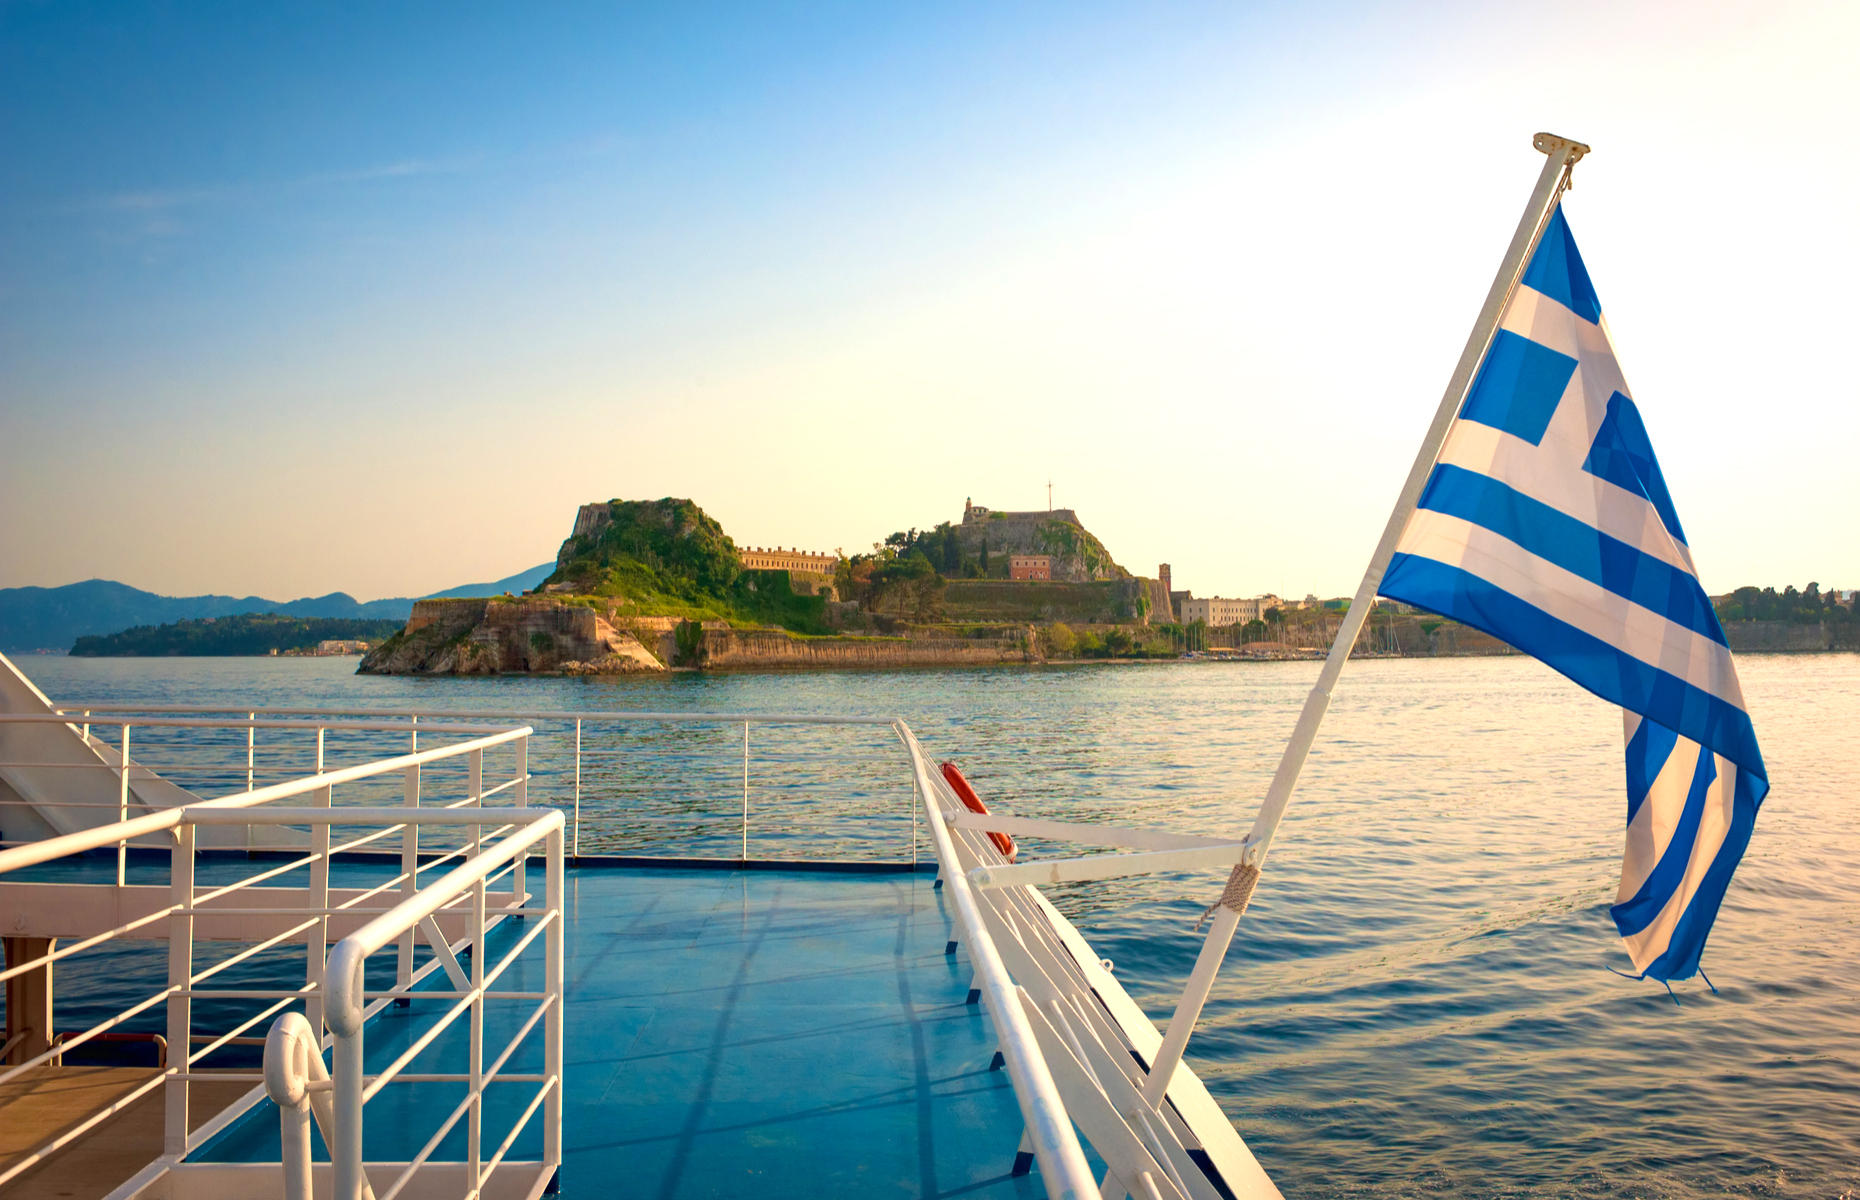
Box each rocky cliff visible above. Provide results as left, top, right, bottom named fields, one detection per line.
left=359, top=597, right=666, bottom=675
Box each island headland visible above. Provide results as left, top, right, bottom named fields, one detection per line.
left=354, top=496, right=1857, bottom=676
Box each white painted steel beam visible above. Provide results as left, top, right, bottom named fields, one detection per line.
left=0, top=726, right=531, bottom=874
left=944, top=811, right=1244, bottom=852
left=968, top=842, right=1248, bottom=888
left=0, top=882, right=522, bottom=943
left=898, top=724, right=1099, bottom=1200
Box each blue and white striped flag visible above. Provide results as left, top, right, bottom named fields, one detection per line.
left=1378, top=203, right=1769, bottom=983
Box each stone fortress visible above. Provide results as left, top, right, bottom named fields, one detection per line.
left=954, top=497, right=1127, bottom=584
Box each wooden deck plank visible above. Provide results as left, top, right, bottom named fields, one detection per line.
left=0, top=1066, right=252, bottom=1200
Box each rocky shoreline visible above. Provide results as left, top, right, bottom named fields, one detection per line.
left=356, top=596, right=1045, bottom=675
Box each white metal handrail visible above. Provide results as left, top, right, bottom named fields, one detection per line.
left=41, top=704, right=911, bottom=863
left=0, top=722, right=536, bottom=1195
left=894, top=721, right=1100, bottom=1200
left=8, top=699, right=1260, bottom=1196
left=0, top=715, right=527, bottom=872
left=321, top=807, right=566, bottom=1200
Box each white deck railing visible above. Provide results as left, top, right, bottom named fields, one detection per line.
left=43, top=703, right=915, bottom=862
left=8, top=701, right=1279, bottom=1199
left=0, top=716, right=548, bottom=1197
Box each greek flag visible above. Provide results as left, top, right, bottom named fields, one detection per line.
left=1378, top=203, right=1769, bottom=983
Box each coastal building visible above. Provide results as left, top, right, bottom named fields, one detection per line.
left=1180, top=596, right=1270, bottom=626
left=1009, top=555, right=1052, bottom=581
left=740, top=546, right=839, bottom=574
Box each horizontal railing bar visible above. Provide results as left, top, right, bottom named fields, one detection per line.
left=0, top=904, right=179, bottom=984
left=188, top=918, right=319, bottom=986
left=478, top=996, right=554, bottom=1087
left=182, top=805, right=551, bottom=826
left=191, top=852, right=329, bottom=904
left=359, top=907, right=557, bottom=1097
left=188, top=995, right=300, bottom=1062
left=379, top=1076, right=477, bottom=1200
left=327, top=819, right=560, bottom=1036
left=0, top=728, right=532, bottom=874
left=945, top=811, right=1246, bottom=852
left=473, top=1074, right=559, bottom=1197
left=174, top=988, right=544, bottom=1000
left=52, top=704, right=900, bottom=726
left=387, top=992, right=550, bottom=1001
left=176, top=901, right=472, bottom=916
left=364, top=986, right=482, bottom=1100
left=970, top=842, right=1251, bottom=888
left=0, top=714, right=523, bottom=734
left=0, top=987, right=177, bottom=1087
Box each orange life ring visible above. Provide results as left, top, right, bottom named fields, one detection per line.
left=940, top=762, right=1017, bottom=861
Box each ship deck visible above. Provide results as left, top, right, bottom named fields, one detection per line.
left=185, top=864, right=1053, bottom=1198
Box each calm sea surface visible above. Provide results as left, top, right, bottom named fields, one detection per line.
left=20, top=652, right=1860, bottom=1198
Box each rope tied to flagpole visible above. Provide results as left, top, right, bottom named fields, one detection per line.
left=1193, top=861, right=1261, bottom=932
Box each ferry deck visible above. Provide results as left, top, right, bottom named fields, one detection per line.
left=0, top=655, right=1279, bottom=1200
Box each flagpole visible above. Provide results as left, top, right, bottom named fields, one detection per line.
left=1138, top=131, right=1591, bottom=1109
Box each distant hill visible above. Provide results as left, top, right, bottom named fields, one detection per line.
left=420, top=563, right=557, bottom=600
left=71, top=614, right=405, bottom=657
left=0, top=563, right=554, bottom=653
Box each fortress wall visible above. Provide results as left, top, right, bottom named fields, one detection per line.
left=648, top=627, right=1039, bottom=670
left=404, top=598, right=489, bottom=633
left=941, top=580, right=1144, bottom=624
left=1722, top=621, right=1855, bottom=652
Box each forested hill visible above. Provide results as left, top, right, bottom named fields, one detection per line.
left=1714, top=583, right=1853, bottom=624
left=71, top=614, right=404, bottom=657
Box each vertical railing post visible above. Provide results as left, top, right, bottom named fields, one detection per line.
left=307, top=736, right=331, bottom=1041
left=246, top=714, right=256, bottom=793
left=468, top=749, right=483, bottom=862
left=513, top=736, right=529, bottom=907
left=544, top=825, right=565, bottom=1181
left=164, top=823, right=195, bottom=1156
left=468, top=872, right=486, bottom=1185
left=117, top=724, right=131, bottom=887
left=398, top=761, right=420, bottom=997
left=572, top=719, right=582, bottom=860
left=741, top=722, right=750, bottom=861
left=333, top=1026, right=365, bottom=1200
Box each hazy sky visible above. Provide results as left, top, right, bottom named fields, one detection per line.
left=3, top=1, right=1854, bottom=602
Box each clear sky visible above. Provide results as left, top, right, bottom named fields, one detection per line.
left=2, top=1, right=1854, bottom=602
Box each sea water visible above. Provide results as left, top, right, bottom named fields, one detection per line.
left=20, top=652, right=1860, bottom=1198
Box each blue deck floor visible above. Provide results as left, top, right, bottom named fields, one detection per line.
left=203, top=866, right=1051, bottom=1198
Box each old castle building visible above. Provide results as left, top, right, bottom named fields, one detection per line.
left=963, top=497, right=1079, bottom=526
left=740, top=546, right=839, bottom=575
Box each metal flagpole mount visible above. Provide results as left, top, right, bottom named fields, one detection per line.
left=1137, top=130, right=1593, bottom=1113
left=1534, top=132, right=1590, bottom=192
left=1533, top=132, right=1591, bottom=162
